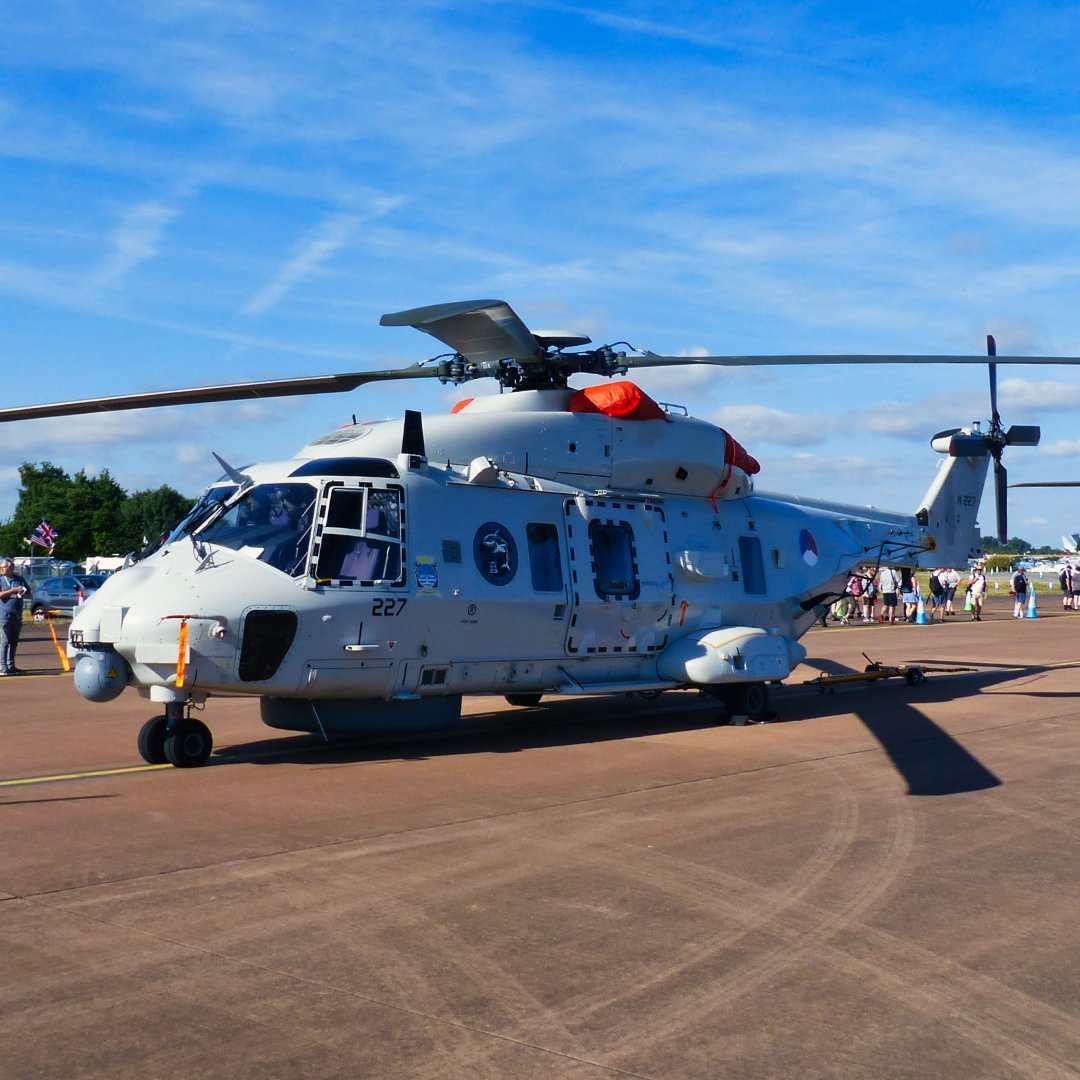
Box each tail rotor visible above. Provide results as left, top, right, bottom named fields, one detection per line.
left=985, top=334, right=1040, bottom=543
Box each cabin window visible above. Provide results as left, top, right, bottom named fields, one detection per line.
left=526, top=522, right=564, bottom=592
left=738, top=535, right=767, bottom=595
left=194, top=482, right=316, bottom=578
left=588, top=520, right=640, bottom=600
left=314, top=486, right=405, bottom=586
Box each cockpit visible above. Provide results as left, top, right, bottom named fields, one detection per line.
left=174, top=480, right=406, bottom=586
left=194, top=482, right=318, bottom=577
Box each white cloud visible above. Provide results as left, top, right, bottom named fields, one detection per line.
left=93, top=200, right=180, bottom=287
left=1036, top=438, right=1080, bottom=459
left=241, top=212, right=360, bottom=316
left=707, top=404, right=831, bottom=446
left=996, top=377, right=1080, bottom=412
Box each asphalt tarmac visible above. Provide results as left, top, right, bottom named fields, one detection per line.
left=2, top=591, right=1078, bottom=1079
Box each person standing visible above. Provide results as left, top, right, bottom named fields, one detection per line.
left=878, top=565, right=901, bottom=623
left=0, top=557, right=30, bottom=675
left=859, top=569, right=877, bottom=622
left=944, top=567, right=961, bottom=616
left=1010, top=566, right=1029, bottom=618
left=900, top=567, right=919, bottom=622
left=967, top=564, right=988, bottom=621
left=927, top=568, right=946, bottom=622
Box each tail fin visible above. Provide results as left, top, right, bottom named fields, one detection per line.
left=915, top=429, right=992, bottom=567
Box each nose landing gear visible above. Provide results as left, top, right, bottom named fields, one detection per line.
left=137, top=702, right=213, bottom=768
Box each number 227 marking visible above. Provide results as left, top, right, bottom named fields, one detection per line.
left=372, top=597, right=407, bottom=616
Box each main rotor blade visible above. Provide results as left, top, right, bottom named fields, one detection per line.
left=0, top=365, right=440, bottom=424
left=630, top=351, right=1080, bottom=370
left=381, top=299, right=543, bottom=364
left=1010, top=481, right=1080, bottom=488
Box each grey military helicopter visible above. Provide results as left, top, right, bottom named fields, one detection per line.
left=0, top=300, right=1069, bottom=767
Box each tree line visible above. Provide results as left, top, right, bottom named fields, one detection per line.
left=0, top=462, right=193, bottom=561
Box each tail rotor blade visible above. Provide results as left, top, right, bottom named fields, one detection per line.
left=987, top=334, right=1000, bottom=427
left=1005, top=424, right=1040, bottom=446
left=995, top=460, right=1009, bottom=543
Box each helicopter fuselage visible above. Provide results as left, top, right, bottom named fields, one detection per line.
left=67, top=385, right=987, bottom=743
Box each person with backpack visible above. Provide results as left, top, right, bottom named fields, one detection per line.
left=1060, top=564, right=1074, bottom=610
left=927, top=568, right=946, bottom=621
left=1010, top=566, right=1029, bottom=618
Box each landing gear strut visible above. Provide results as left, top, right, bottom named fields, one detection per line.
left=137, top=702, right=213, bottom=768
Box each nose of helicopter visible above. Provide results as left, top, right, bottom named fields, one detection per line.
left=67, top=551, right=254, bottom=700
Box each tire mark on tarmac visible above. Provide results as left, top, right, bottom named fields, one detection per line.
left=552, top=757, right=862, bottom=1024
left=546, top=775, right=1078, bottom=1079
left=815, top=926, right=1080, bottom=1080
left=584, top=762, right=916, bottom=1064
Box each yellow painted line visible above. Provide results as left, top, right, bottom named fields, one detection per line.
left=0, top=763, right=173, bottom=787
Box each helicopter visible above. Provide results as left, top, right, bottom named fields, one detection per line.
left=1, top=298, right=1074, bottom=768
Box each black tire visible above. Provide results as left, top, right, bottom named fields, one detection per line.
left=163, top=717, right=213, bottom=768
left=735, top=682, right=769, bottom=721
left=905, top=668, right=925, bottom=686
left=31, top=605, right=46, bottom=622
left=137, top=715, right=169, bottom=765
left=505, top=693, right=542, bottom=707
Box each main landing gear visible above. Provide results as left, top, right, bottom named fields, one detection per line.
left=138, top=702, right=213, bottom=768
left=505, top=693, right=543, bottom=707
left=712, top=681, right=770, bottom=726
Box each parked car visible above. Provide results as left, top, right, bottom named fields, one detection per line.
left=29, top=574, right=105, bottom=620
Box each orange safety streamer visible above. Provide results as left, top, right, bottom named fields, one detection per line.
left=176, top=619, right=189, bottom=688
left=47, top=618, right=71, bottom=673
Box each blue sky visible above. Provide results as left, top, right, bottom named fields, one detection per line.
left=4, top=1, right=1080, bottom=548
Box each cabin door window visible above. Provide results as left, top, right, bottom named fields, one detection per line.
left=311, top=484, right=407, bottom=587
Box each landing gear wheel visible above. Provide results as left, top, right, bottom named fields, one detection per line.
left=505, top=693, right=542, bottom=707
left=905, top=668, right=927, bottom=686
left=137, top=715, right=169, bottom=765
left=735, top=682, right=769, bottom=722
left=163, top=717, right=213, bottom=768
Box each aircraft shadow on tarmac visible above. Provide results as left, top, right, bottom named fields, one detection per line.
left=211, top=658, right=1076, bottom=797
left=795, top=655, right=1080, bottom=796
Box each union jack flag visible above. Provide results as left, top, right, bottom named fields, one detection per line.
left=30, top=520, right=57, bottom=552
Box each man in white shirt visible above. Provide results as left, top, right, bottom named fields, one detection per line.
left=878, top=566, right=901, bottom=624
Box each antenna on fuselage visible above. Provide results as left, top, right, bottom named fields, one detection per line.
left=401, top=410, right=426, bottom=461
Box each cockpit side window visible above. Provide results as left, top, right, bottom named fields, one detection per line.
left=194, top=482, right=316, bottom=577
left=314, top=485, right=405, bottom=587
